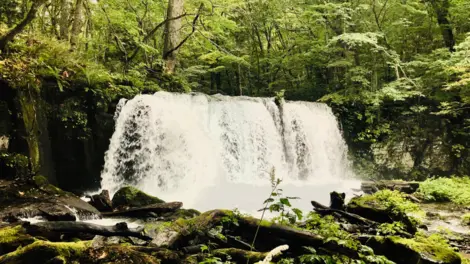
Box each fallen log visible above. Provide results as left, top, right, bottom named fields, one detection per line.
left=361, top=181, right=420, bottom=194
left=311, top=200, right=377, bottom=226
left=237, top=215, right=360, bottom=259
left=102, top=202, right=182, bottom=217
left=22, top=221, right=152, bottom=241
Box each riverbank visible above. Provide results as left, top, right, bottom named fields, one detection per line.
left=1, top=177, right=469, bottom=263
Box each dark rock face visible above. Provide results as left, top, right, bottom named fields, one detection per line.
left=88, top=190, right=113, bottom=212
left=0, top=178, right=100, bottom=222
left=112, top=186, right=164, bottom=209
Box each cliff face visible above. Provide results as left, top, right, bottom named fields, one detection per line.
left=0, top=81, right=114, bottom=192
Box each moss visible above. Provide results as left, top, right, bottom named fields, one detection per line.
left=212, top=248, right=267, bottom=263
left=0, top=225, right=36, bottom=255
left=79, top=245, right=161, bottom=264
left=367, top=234, right=461, bottom=264
left=33, top=175, right=49, bottom=187
left=391, top=236, right=461, bottom=263
left=19, top=93, right=40, bottom=173
left=112, top=186, right=164, bottom=208
left=0, top=240, right=89, bottom=264
left=461, top=213, right=470, bottom=226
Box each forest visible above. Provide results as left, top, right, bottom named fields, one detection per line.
left=1, top=0, right=470, bottom=263
left=1, top=0, right=470, bottom=185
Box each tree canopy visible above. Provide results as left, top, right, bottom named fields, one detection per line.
left=1, top=0, right=470, bottom=180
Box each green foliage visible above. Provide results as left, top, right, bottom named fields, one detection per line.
left=305, top=213, right=360, bottom=251
left=418, top=177, right=470, bottom=205
left=461, top=213, right=470, bottom=226
left=355, top=190, right=422, bottom=217
left=376, top=222, right=407, bottom=236
left=260, top=168, right=303, bottom=225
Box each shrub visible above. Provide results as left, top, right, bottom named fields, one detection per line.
left=418, top=177, right=470, bottom=205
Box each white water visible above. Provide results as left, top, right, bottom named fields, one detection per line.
left=101, top=92, right=358, bottom=215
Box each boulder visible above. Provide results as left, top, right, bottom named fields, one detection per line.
left=88, top=190, right=113, bottom=212
left=0, top=178, right=100, bottom=222
left=362, top=236, right=461, bottom=264
left=112, top=186, right=164, bottom=209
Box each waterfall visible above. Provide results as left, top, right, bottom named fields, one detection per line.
left=101, top=92, right=357, bottom=213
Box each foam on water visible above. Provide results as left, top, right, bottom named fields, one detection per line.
left=100, top=92, right=358, bottom=213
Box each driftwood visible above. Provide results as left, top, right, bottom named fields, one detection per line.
left=102, top=202, right=182, bottom=217
left=311, top=200, right=377, bottom=226
left=22, top=221, right=152, bottom=241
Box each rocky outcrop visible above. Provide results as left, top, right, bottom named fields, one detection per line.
left=0, top=177, right=100, bottom=222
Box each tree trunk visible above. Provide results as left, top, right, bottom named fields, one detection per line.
left=59, top=0, right=72, bottom=40
left=163, top=0, right=184, bottom=74
left=70, top=0, right=84, bottom=48
left=0, top=0, right=47, bottom=51
left=428, top=0, right=455, bottom=52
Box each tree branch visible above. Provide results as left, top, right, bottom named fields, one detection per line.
left=162, top=3, right=204, bottom=59
left=127, top=12, right=189, bottom=62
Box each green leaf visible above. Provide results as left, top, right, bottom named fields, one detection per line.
left=280, top=198, right=291, bottom=207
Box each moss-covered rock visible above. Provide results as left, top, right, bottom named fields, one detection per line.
left=112, top=186, right=164, bottom=209
left=0, top=240, right=89, bottom=264
left=0, top=225, right=35, bottom=255
left=347, top=190, right=421, bottom=233
left=364, top=235, right=461, bottom=264
left=0, top=178, right=100, bottom=222
left=78, top=245, right=178, bottom=264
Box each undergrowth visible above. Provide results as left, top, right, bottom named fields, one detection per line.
left=417, top=176, right=470, bottom=205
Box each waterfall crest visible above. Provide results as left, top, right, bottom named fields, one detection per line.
left=101, top=92, right=356, bottom=212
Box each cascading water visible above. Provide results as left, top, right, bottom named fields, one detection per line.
left=101, top=92, right=358, bottom=214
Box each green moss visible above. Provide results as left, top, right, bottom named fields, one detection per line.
left=0, top=225, right=36, bottom=255
left=112, top=186, right=164, bottom=208
left=391, top=236, right=461, bottom=263
left=462, top=213, right=470, bottom=226
left=0, top=240, right=89, bottom=264
left=33, top=175, right=49, bottom=187
left=19, top=93, right=40, bottom=173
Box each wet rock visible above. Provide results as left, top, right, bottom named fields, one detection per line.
left=362, top=235, right=462, bottom=264
left=112, top=186, right=164, bottom=209
left=88, top=190, right=112, bottom=212
left=362, top=180, right=420, bottom=194
left=0, top=178, right=100, bottom=222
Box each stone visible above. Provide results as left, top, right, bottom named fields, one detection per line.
left=88, top=190, right=112, bottom=212
left=112, top=186, right=164, bottom=209
left=0, top=179, right=100, bottom=222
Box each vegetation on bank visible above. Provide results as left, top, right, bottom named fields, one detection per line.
left=417, top=177, right=470, bottom=205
